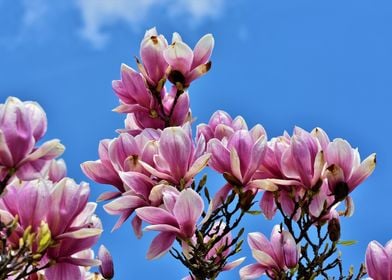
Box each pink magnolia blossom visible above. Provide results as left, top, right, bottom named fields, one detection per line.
left=103, top=171, right=157, bottom=233
left=207, top=129, right=275, bottom=192
left=323, top=138, right=376, bottom=201
left=365, top=240, right=392, bottom=280
left=135, top=188, right=204, bottom=259
left=138, top=27, right=169, bottom=88
left=0, top=178, right=102, bottom=280
left=140, top=125, right=210, bottom=187
left=197, top=110, right=252, bottom=143
left=257, top=127, right=324, bottom=190
left=98, top=245, right=114, bottom=279
left=164, top=32, right=214, bottom=89
left=46, top=159, right=67, bottom=182
left=0, top=97, right=64, bottom=181
left=81, top=129, right=160, bottom=199
left=240, top=225, right=299, bottom=279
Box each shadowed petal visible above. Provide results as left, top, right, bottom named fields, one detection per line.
left=239, top=263, right=266, bottom=280
left=136, top=207, right=178, bottom=226
left=147, top=232, right=176, bottom=260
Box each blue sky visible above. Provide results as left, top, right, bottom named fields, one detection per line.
left=1, top=0, right=391, bottom=279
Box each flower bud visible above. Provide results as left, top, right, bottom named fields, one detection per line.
left=327, top=217, right=341, bottom=242
left=98, top=245, right=114, bottom=279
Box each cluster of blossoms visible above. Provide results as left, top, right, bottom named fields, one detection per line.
left=1, top=27, right=388, bottom=280
left=81, top=27, right=383, bottom=280
left=0, top=97, right=113, bottom=280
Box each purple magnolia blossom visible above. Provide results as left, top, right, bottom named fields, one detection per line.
left=257, top=127, right=324, bottom=190
left=98, top=245, right=114, bottom=279
left=103, top=171, right=158, bottom=233
left=140, top=125, right=210, bottom=187
left=207, top=128, right=275, bottom=192
left=365, top=240, right=392, bottom=280
left=197, top=110, right=252, bottom=143
left=0, top=97, right=64, bottom=181
left=323, top=138, right=376, bottom=201
left=164, top=32, right=214, bottom=89
left=136, top=188, right=204, bottom=259
left=240, top=225, right=299, bottom=279
left=81, top=129, right=160, bottom=199
left=138, top=27, right=169, bottom=88
left=0, top=178, right=102, bottom=280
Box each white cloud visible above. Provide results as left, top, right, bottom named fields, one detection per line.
left=0, top=0, right=50, bottom=49
left=76, top=0, right=225, bottom=48
left=1, top=0, right=225, bottom=49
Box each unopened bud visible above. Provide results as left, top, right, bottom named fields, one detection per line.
left=239, top=190, right=255, bottom=211
left=327, top=218, right=341, bottom=242
left=98, top=245, right=114, bottom=279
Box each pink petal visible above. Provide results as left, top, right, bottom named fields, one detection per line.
left=239, top=263, right=266, bottom=280
left=170, top=92, right=190, bottom=126
left=136, top=206, right=178, bottom=226
left=223, top=257, right=246, bottom=271
left=252, top=249, right=279, bottom=268
left=192, top=34, right=214, bottom=68
left=247, top=232, right=274, bottom=257
left=81, top=160, right=123, bottom=190
left=144, top=224, right=181, bottom=233
left=282, top=231, right=299, bottom=268
left=97, top=191, right=122, bottom=202
left=21, top=139, right=64, bottom=163
left=173, top=189, right=204, bottom=238
left=24, top=101, right=47, bottom=141
left=348, top=153, right=376, bottom=189
left=159, top=127, right=192, bottom=181
left=132, top=216, right=143, bottom=238
left=326, top=139, right=354, bottom=179
left=98, top=245, right=114, bottom=279
left=163, top=41, right=194, bottom=74
left=184, top=153, right=211, bottom=182
left=207, top=139, right=231, bottom=173
left=366, top=241, right=390, bottom=280
left=140, top=34, right=168, bottom=85
left=103, top=195, right=146, bottom=215
left=259, top=191, right=277, bottom=220
left=45, top=263, right=82, bottom=280
left=0, top=130, right=13, bottom=166
left=147, top=232, right=176, bottom=260
left=119, top=171, right=154, bottom=199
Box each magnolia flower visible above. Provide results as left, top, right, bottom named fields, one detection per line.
left=240, top=225, right=299, bottom=279
left=140, top=125, right=210, bottom=187
left=323, top=138, right=376, bottom=201
left=98, top=245, right=114, bottom=279
left=138, top=27, right=169, bottom=88
left=365, top=240, right=392, bottom=280
left=0, top=97, right=64, bottom=181
left=197, top=110, right=253, bottom=143
left=81, top=129, right=160, bottom=200
left=103, top=171, right=156, bottom=233
left=0, top=178, right=102, bottom=280
left=164, top=32, right=214, bottom=89
left=136, top=188, right=204, bottom=259
left=207, top=129, right=275, bottom=192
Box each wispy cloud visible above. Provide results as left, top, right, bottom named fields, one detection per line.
left=76, top=0, right=225, bottom=48
left=1, top=0, right=225, bottom=50
left=0, top=0, right=50, bottom=49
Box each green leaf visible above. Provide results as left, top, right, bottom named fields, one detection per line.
left=338, top=240, right=357, bottom=246
left=246, top=210, right=262, bottom=215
